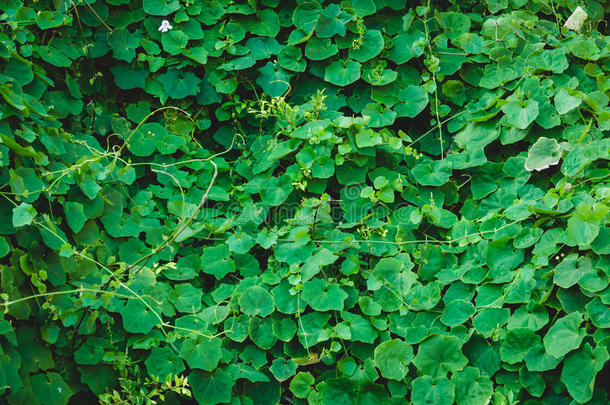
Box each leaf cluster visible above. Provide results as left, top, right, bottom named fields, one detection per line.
left=0, top=0, right=609, bottom=404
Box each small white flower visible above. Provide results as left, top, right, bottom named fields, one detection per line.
left=564, top=6, right=587, bottom=31
left=158, top=20, right=173, bottom=33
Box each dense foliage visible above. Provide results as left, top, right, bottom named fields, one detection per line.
left=1, top=0, right=610, bottom=403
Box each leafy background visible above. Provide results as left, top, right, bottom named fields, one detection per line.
left=1, top=0, right=610, bottom=404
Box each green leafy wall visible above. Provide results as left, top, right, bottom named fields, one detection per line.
left=1, top=0, right=610, bottom=404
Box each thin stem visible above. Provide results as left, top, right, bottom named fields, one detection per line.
left=3, top=288, right=136, bottom=308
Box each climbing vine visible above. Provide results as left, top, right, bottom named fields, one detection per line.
left=0, top=0, right=609, bottom=404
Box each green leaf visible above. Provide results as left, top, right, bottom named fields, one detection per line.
left=438, top=12, right=471, bottom=40
left=10, top=167, right=44, bottom=203
left=412, top=159, right=452, bottom=186
left=107, top=29, right=142, bottom=63
left=543, top=312, right=585, bottom=358
left=272, top=317, right=297, bottom=341
left=341, top=311, right=377, bottom=343
left=302, top=278, right=348, bottom=311
left=374, top=339, right=413, bottom=380
left=501, top=99, right=539, bottom=129
left=554, top=254, right=592, bottom=288
left=320, top=378, right=356, bottom=404
left=324, top=59, right=361, bottom=86
left=305, top=37, right=338, bottom=60
left=189, top=370, right=235, bottom=405
left=145, top=347, right=185, bottom=379
left=500, top=328, right=538, bottom=364
left=257, top=62, right=291, bottom=97
left=586, top=297, right=610, bottom=328
left=514, top=227, right=543, bottom=249
left=226, top=232, right=256, bottom=254
left=79, top=365, right=117, bottom=397
left=5, top=2, right=610, bottom=403
left=252, top=9, right=280, bottom=37
left=485, top=0, right=508, bottom=13
left=158, top=68, right=201, bottom=99
left=388, top=30, right=425, bottom=64
left=355, top=129, right=382, bottom=148
left=524, top=343, right=562, bottom=372
left=74, top=338, right=105, bottom=365
left=591, top=227, right=610, bottom=254
left=473, top=308, right=510, bottom=338
left=487, top=239, right=524, bottom=275
left=567, top=203, right=609, bottom=246
left=438, top=48, right=467, bottom=75
left=169, top=283, right=203, bottom=313
left=180, top=336, right=223, bottom=371
left=293, top=1, right=321, bottom=32
left=524, top=137, right=562, bottom=172
left=35, top=11, right=71, bottom=30
left=161, top=30, right=189, bottom=55
left=12, top=202, right=36, bottom=227
left=120, top=300, right=159, bottom=334
left=239, top=286, right=275, bottom=317
left=110, top=64, right=148, bottom=90
left=362, top=65, right=398, bottom=86
left=278, top=46, right=307, bottom=72
left=270, top=358, right=297, bottom=381
left=395, top=85, right=429, bottom=118
left=454, top=122, right=498, bottom=150
left=570, top=39, right=601, bottom=61
left=143, top=0, right=180, bottom=15
left=249, top=316, right=277, bottom=349
left=351, top=0, right=376, bottom=16
left=412, top=375, right=455, bottom=405
left=349, top=30, right=384, bottom=62
left=290, top=372, right=315, bottom=398
left=201, top=244, right=235, bottom=280
left=0, top=237, right=9, bottom=259
left=259, top=175, right=293, bottom=206
left=527, top=48, right=568, bottom=74
left=560, top=344, right=609, bottom=403
left=479, top=67, right=519, bottom=89
left=554, top=88, right=582, bottom=114
left=413, top=335, right=467, bottom=377
left=362, top=103, right=396, bottom=128
left=441, top=299, right=475, bottom=327
left=452, top=367, right=494, bottom=405
left=371, top=256, right=415, bottom=296
left=64, top=201, right=87, bottom=233
left=272, top=281, right=304, bottom=314
left=31, top=372, right=73, bottom=405
left=297, top=312, right=331, bottom=348
left=316, top=4, right=355, bottom=38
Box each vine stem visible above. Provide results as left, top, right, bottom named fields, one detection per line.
left=434, top=75, right=443, bottom=158
left=199, top=217, right=530, bottom=246
left=118, top=107, right=193, bottom=155
left=2, top=288, right=136, bottom=308
left=126, top=160, right=218, bottom=274
left=60, top=134, right=237, bottom=349
left=30, top=221, right=232, bottom=341
left=422, top=0, right=444, bottom=158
